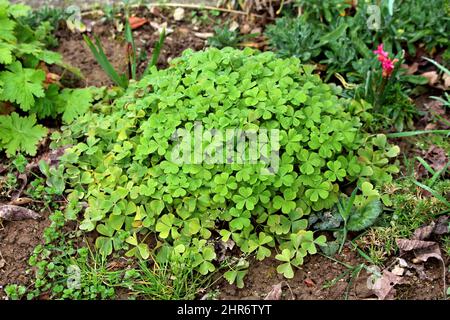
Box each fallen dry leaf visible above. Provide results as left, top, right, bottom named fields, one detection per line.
left=304, top=278, right=315, bottom=287
left=149, top=6, right=161, bottom=16
left=402, top=62, right=419, bottom=75
left=396, top=239, right=436, bottom=251
left=128, top=16, right=147, bottom=30
left=433, top=216, right=449, bottom=235
left=443, top=73, right=450, bottom=90
left=369, top=270, right=403, bottom=300
left=417, top=144, right=448, bottom=179
left=0, top=204, right=41, bottom=221
left=8, top=197, right=33, bottom=206
left=217, top=239, right=235, bottom=262
left=421, top=71, right=439, bottom=86
left=391, top=265, right=405, bottom=276
left=412, top=221, right=435, bottom=240
left=414, top=243, right=443, bottom=264
left=0, top=102, right=15, bottom=115
left=264, top=282, right=282, bottom=300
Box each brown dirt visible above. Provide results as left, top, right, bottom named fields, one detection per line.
left=54, top=8, right=222, bottom=87
left=216, top=249, right=448, bottom=300
left=0, top=210, right=50, bottom=299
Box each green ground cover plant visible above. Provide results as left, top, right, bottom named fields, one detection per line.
left=56, top=47, right=400, bottom=281
left=0, top=0, right=91, bottom=157
left=265, top=0, right=449, bottom=131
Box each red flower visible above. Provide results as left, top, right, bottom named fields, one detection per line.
left=373, top=44, right=389, bottom=60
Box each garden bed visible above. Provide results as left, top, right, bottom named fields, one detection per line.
left=0, top=1, right=449, bottom=301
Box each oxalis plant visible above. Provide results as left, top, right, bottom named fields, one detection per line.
left=56, top=47, right=399, bottom=283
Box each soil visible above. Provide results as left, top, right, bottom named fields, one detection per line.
left=0, top=6, right=449, bottom=301
left=216, top=249, right=448, bottom=300
left=54, top=8, right=219, bottom=87
left=0, top=211, right=50, bottom=299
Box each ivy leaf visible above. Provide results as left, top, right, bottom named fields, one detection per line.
left=0, top=61, right=45, bottom=111
left=0, top=112, right=48, bottom=157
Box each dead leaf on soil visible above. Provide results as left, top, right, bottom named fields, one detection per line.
left=8, top=197, right=33, bottom=206
left=433, top=216, right=449, bottom=235
left=304, top=278, right=315, bottom=287
left=391, top=265, right=405, bottom=276
left=414, top=243, right=443, bottom=264
left=424, top=145, right=448, bottom=172
left=396, top=239, right=436, bottom=251
left=129, top=16, right=148, bottom=30
left=217, top=239, right=235, bottom=262
left=402, top=62, right=419, bottom=75
left=0, top=204, right=41, bottom=221
left=412, top=221, right=435, bottom=240
left=264, top=282, right=282, bottom=300
left=369, top=270, right=403, bottom=300
left=417, top=144, right=449, bottom=179
left=443, top=73, right=450, bottom=90
left=421, top=71, right=439, bottom=86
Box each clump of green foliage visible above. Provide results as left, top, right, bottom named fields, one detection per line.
left=207, top=26, right=256, bottom=49
left=266, top=0, right=448, bottom=131
left=58, top=47, right=399, bottom=280
left=0, top=0, right=93, bottom=157
left=20, top=5, right=74, bottom=47
left=291, top=0, right=449, bottom=55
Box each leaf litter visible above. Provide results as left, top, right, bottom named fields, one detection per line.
left=395, top=217, right=448, bottom=297
left=0, top=204, right=41, bottom=221
left=367, top=217, right=448, bottom=299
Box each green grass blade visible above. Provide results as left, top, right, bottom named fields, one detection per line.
left=83, top=35, right=128, bottom=88
left=387, top=130, right=450, bottom=138
left=143, top=28, right=166, bottom=76
left=423, top=57, right=450, bottom=75
left=412, top=180, right=450, bottom=208
left=125, top=19, right=137, bottom=80
left=429, top=161, right=450, bottom=187
left=415, top=156, right=435, bottom=175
